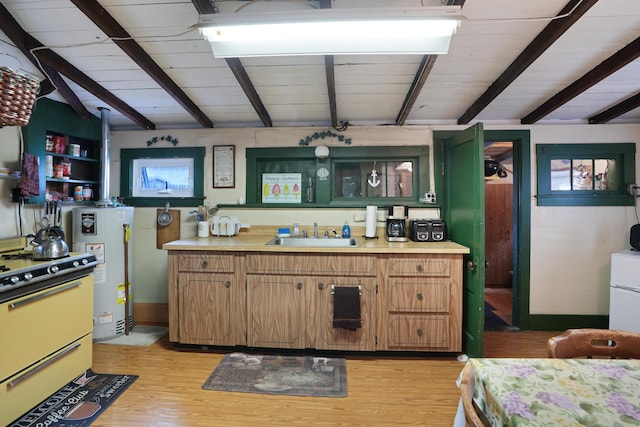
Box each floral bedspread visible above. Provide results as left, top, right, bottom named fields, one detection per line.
left=466, top=358, right=640, bottom=426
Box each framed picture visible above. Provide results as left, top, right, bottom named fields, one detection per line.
left=213, top=145, right=235, bottom=188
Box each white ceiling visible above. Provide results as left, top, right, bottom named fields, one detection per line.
left=2, top=0, right=640, bottom=131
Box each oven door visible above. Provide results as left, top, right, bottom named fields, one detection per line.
left=0, top=274, right=94, bottom=381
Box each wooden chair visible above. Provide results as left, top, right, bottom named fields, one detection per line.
left=547, top=328, right=640, bottom=359
left=459, top=363, right=490, bottom=426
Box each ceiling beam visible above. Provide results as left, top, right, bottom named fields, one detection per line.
left=324, top=56, right=338, bottom=129
left=72, top=0, right=214, bottom=128
left=33, top=49, right=156, bottom=130
left=192, top=0, right=272, bottom=127
left=522, top=35, right=640, bottom=124
left=589, top=92, right=640, bottom=124
left=396, top=55, right=438, bottom=125
left=458, top=0, right=598, bottom=125
left=396, top=0, right=464, bottom=126
left=225, top=58, right=272, bottom=127
left=0, top=2, right=90, bottom=119
left=319, top=0, right=338, bottom=129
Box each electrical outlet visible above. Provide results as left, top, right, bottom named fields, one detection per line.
left=629, top=184, right=639, bottom=196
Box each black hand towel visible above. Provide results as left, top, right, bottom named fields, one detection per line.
left=333, top=286, right=362, bottom=330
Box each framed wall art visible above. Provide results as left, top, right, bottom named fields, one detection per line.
left=213, top=145, right=235, bottom=188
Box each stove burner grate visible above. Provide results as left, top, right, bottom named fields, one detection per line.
left=2, top=253, right=33, bottom=260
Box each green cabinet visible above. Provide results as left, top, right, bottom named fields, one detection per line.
left=22, top=98, right=102, bottom=204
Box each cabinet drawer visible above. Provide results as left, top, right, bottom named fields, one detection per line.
left=246, top=254, right=376, bottom=276
left=388, top=279, right=450, bottom=313
left=387, top=315, right=449, bottom=348
left=0, top=333, right=92, bottom=426
left=178, top=254, right=234, bottom=272
left=388, top=256, right=451, bottom=277
left=0, top=276, right=93, bottom=381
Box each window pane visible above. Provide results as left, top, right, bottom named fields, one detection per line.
left=386, top=161, right=413, bottom=197
left=550, top=159, right=571, bottom=191
left=572, top=159, right=593, bottom=190
left=594, top=159, right=614, bottom=190
left=133, top=158, right=194, bottom=197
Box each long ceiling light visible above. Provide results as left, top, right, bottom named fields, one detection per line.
left=198, top=6, right=463, bottom=58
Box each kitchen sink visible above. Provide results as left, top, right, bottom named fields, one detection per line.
left=265, top=236, right=360, bottom=248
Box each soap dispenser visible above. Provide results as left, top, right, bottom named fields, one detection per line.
left=342, top=221, right=351, bottom=238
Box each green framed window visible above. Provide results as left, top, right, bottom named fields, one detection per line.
left=536, top=143, right=635, bottom=206
left=120, top=147, right=205, bottom=207
left=245, top=146, right=429, bottom=207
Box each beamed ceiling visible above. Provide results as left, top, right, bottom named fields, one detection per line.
left=1, top=0, right=640, bottom=131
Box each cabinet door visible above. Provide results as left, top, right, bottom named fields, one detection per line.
left=315, top=277, right=376, bottom=351
left=178, top=272, right=236, bottom=345
left=246, top=275, right=313, bottom=349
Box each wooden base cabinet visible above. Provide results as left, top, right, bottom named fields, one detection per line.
left=167, top=249, right=462, bottom=354
left=168, top=252, right=245, bottom=346
left=315, top=277, right=376, bottom=351
left=383, top=254, right=462, bottom=352
left=246, top=275, right=314, bottom=348
left=245, top=253, right=377, bottom=351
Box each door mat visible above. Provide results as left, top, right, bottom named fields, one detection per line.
left=202, top=353, right=347, bottom=397
left=9, top=369, right=138, bottom=427
left=97, top=325, right=168, bottom=347
left=484, top=301, right=512, bottom=331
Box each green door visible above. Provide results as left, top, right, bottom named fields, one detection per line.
left=434, top=124, right=485, bottom=357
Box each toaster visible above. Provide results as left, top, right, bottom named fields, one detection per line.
left=410, top=219, right=447, bottom=242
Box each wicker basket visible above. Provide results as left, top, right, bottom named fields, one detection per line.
left=0, top=67, right=40, bottom=127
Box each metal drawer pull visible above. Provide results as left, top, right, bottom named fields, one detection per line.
left=8, top=342, right=81, bottom=389
left=417, top=292, right=423, bottom=300
left=296, top=282, right=303, bottom=290
left=9, top=281, right=82, bottom=310
left=225, top=280, right=231, bottom=288
left=202, top=260, right=208, bottom=268
left=330, top=284, right=362, bottom=295
left=417, top=328, right=423, bottom=336
left=416, top=264, right=423, bottom=272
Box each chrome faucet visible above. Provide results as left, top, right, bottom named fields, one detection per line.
left=313, top=222, right=318, bottom=238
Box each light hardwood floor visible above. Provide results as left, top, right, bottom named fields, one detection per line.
left=485, top=287, right=513, bottom=325
left=90, top=330, right=558, bottom=427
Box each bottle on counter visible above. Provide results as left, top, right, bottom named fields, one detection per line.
left=342, top=221, right=351, bottom=238
left=293, top=220, right=300, bottom=237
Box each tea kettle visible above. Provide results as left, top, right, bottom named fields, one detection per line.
left=30, top=227, right=70, bottom=260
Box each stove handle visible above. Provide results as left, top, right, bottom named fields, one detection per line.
left=9, top=280, right=82, bottom=310
left=7, top=342, right=81, bottom=389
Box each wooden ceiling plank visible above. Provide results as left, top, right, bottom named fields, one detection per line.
left=522, top=35, right=640, bottom=124
left=72, top=0, right=214, bottom=128
left=458, top=0, right=599, bottom=125
left=0, top=2, right=90, bottom=119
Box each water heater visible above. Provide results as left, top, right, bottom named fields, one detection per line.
left=72, top=206, right=134, bottom=340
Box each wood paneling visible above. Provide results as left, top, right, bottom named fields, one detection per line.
left=485, top=183, right=513, bottom=287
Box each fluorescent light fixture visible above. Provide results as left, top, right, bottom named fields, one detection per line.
left=198, top=6, right=462, bottom=58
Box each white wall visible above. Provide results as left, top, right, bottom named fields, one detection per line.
left=1, top=123, right=639, bottom=318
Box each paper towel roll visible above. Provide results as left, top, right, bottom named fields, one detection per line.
left=365, top=205, right=378, bottom=238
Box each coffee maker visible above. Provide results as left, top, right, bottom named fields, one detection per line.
left=385, top=205, right=408, bottom=242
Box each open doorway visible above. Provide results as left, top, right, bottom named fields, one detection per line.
left=484, top=141, right=516, bottom=330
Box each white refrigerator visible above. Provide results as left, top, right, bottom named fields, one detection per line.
left=72, top=206, right=134, bottom=340
left=609, top=250, right=640, bottom=333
